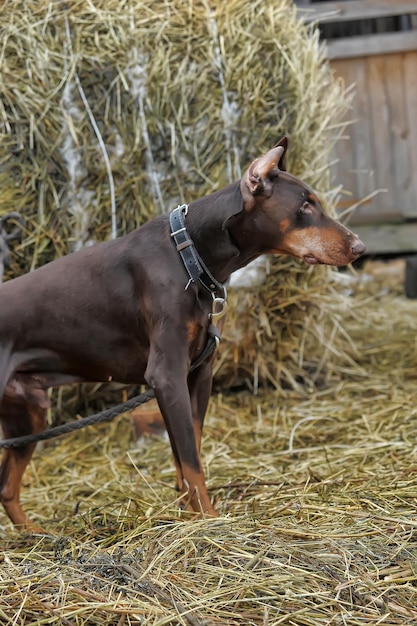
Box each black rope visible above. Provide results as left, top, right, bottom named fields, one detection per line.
left=0, top=388, right=157, bottom=449
left=0, top=331, right=219, bottom=449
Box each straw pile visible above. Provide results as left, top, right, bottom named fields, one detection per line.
left=1, top=264, right=417, bottom=624
left=1, top=0, right=351, bottom=407
left=5, top=8, right=416, bottom=622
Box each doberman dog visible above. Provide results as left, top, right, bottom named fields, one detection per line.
left=0, top=138, right=365, bottom=530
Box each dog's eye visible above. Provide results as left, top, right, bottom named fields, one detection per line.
left=297, top=201, right=314, bottom=216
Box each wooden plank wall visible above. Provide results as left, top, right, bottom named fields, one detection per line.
left=332, top=49, right=417, bottom=225
left=299, top=0, right=417, bottom=252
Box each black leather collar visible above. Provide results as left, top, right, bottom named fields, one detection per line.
left=169, top=204, right=226, bottom=297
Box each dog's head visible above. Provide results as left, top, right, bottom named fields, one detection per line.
left=237, top=138, right=365, bottom=267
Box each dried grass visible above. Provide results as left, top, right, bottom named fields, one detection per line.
left=1, top=267, right=417, bottom=624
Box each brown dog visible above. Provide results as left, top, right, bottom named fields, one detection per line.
left=0, top=138, right=365, bottom=529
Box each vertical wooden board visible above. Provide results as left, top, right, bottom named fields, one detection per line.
left=384, top=52, right=416, bottom=218
left=403, top=51, right=417, bottom=218
left=367, top=54, right=397, bottom=217
left=347, top=55, right=376, bottom=220
left=330, top=58, right=356, bottom=215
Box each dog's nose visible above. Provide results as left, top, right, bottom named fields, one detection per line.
left=352, top=239, right=366, bottom=257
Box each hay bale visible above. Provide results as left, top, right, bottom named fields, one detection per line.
left=0, top=0, right=351, bottom=403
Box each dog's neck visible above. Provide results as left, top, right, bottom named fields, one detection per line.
left=186, top=182, right=260, bottom=284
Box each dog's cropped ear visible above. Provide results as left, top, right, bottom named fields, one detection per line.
left=240, top=138, right=288, bottom=208
left=273, top=136, right=287, bottom=171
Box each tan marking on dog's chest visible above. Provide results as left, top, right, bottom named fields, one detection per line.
left=187, top=320, right=201, bottom=344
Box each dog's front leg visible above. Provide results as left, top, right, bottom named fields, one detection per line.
left=188, top=359, right=214, bottom=456
left=145, top=343, right=217, bottom=517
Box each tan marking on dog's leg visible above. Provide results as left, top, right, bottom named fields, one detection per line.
left=179, top=465, right=218, bottom=517
left=0, top=403, right=46, bottom=531
left=0, top=446, right=42, bottom=531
